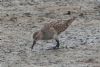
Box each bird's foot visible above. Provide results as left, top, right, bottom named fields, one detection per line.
left=47, top=46, right=59, bottom=50
left=52, top=46, right=59, bottom=49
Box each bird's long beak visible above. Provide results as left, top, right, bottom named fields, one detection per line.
left=31, top=40, right=36, bottom=49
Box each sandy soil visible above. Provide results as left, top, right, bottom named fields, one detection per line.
left=0, top=0, right=100, bottom=67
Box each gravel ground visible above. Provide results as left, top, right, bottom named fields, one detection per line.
left=0, top=0, right=100, bottom=67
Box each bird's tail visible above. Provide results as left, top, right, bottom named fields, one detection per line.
left=64, top=16, right=77, bottom=26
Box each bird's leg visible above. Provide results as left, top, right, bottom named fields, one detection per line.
left=31, top=40, right=36, bottom=49
left=47, top=39, right=60, bottom=50
left=47, top=28, right=60, bottom=50
left=52, top=30, right=60, bottom=49
left=52, top=39, right=60, bottom=49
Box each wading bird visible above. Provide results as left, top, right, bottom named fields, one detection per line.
left=31, top=16, right=76, bottom=50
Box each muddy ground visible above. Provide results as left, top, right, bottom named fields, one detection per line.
left=0, top=0, right=100, bottom=67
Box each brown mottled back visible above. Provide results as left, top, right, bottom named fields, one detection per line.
left=43, top=17, right=76, bottom=34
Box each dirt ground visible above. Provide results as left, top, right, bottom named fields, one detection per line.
left=0, top=0, right=100, bottom=67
